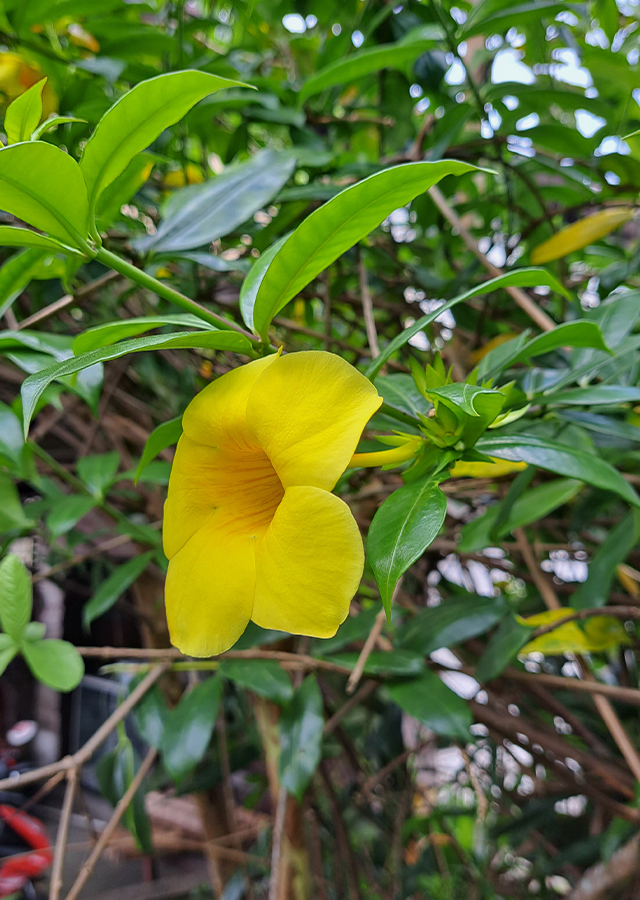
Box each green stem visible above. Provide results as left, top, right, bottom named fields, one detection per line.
left=94, top=247, right=259, bottom=343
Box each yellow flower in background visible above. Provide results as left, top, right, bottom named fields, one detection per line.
left=0, top=53, right=57, bottom=118
left=164, top=351, right=382, bottom=656
left=449, top=458, right=527, bottom=478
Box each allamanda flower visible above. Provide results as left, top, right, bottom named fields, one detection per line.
left=163, top=351, right=382, bottom=656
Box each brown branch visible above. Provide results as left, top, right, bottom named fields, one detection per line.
left=49, top=769, right=78, bottom=900
left=17, top=271, right=120, bottom=331
left=346, top=606, right=388, bottom=694
left=324, top=680, right=377, bottom=736
left=569, top=831, right=640, bottom=900
left=358, top=248, right=379, bottom=359
left=64, top=747, right=158, bottom=900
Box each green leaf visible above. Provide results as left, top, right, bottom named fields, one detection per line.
left=21, top=329, right=254, bottom=436
left=4, top=79, right=45, bottom=144
left=327, top=649, right=424, bottom=677
left=428, top=383, right=502, bottom=418
left=22, top=621, right=46, bottom=642
left=366, top=269, right=567, bottom=380
left=132, top=683, right=169, bottom=749
left=77, top=451, right=120, bottom=498
left=136, top=149, right=296, bottom=255
left=458, top=478, right=584, bottom=553
left=220, top=659, right=294, bottom=704
left=72, top=314, right=217, bottom=355
left=0, top=471, right=33, bottom=533
left=315, top=607, right=380, bottom=655
left=299, top=35, right=442, bottom=102
left=0, top=249, right=63, bottom=319
left=46, top=495, right=96, bottom=537
left=571, top=511, right=640, bottom=610
left=32, top=115, right=87, bottom=141
left=476, top=433, right=640, bottom=507
left=463, top=1, right=572, bottom=38
left=475, top=615, right=532, bottom=682
left=0, top=642, right=18, bottom=676
left=83, top=552, right=154, bottom=629
left=544, top=385, right=640, bottom=406
left=279, top=675, right=324, bottom=801
left=396, top=594, right=509, bottom=655
left=367, top=478, right=447, bottom=615
left=243, top=160, right=479, bottom=338
left=0, top=226, right=82, bottom=255
left=160, top=676, right=223, bottom=784
left=0, top=142, right=89, bottom=247
left=95, top=154, right=155, bottom=231
left=0, top=553, right=32, bottom=640
left=97, top=737, right=153, bottom=854
left=80, top=70, right=246, bottom=217
left=21, top=638, right=84, bottom=691
left=386, top=670, right=472, bottom=740
left=135, top=416, right=183, bottom=483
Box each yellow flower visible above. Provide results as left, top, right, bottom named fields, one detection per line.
left=163, top=351, right=382, bottom=656
left=0, top=53, right=58, bottom=118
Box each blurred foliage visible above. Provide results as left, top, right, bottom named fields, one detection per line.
left=2, top=0, right=640, bottom=898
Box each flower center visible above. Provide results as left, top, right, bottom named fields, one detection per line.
left=217, top=447, right=284, bottom=538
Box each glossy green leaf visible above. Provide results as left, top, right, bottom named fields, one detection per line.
left=46, top=495, right=96, bottom=537
left=80, top=70, right=246, bottom=216
left=0, top=142, right=89, bottom=247
left=0, top=226, right=81, bottom=256
left=475, top=616, right=532, bottom=682
left=396, top=594, right=509, bottom=655
left=21, top=329, right=254, bottom=436
left=386, top=670, right=472, bottom=740
left=315, top=606, right=380, bottom=655
left=72, top=314, right=217, bottom=355
left=458, top=478, right=583, bottom=553
left=477, top=433, right=640, bottom=507
left=132, top=683, right=169, bottom=749
left=545, top=385, right=640, bottom=406
left=571, top=511, right=640, bottom=609
left=97, top=737, right=153, bottom=853
left=299, top=35, right=442, bottom=102
left=557, top=410, right=640, bottom=444
left=366, top=269, right=567, bottom=380
left=4, top=79, right=45, bottom=144
left=160, top=676, right=223, bottom=783
left=220, top=658, right=293, bottom=704
left=136, top=149, right=296, bottom=254
left=77, top=451, right=120, bottom=498
left=21, top=638, right=84, bottom=691
left=367, top=478, right=447, bottom=615
left=243, top=160, right=479, bottom=338
left=0, top=553, right=32, bottom=640
left=135, top=416, right=183, bottom=483
left=463, top=1, right=572, bottom=38
left=279, top=675, right=324, bottom=801
left=328, top=649, right=424, bottom=677
left=83, top=552, right=154, bottom=629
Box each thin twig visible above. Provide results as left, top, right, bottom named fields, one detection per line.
left=0, top=663, right=168, bottom=793
left=358, top=248, right=379, bottom=358
left=324, top=681, right=377, bottom=735
left=49, top=768, right=78, bottom=900
left=64, top=747, right=158, bottom=900
left=346, top=607, right=387, bottom=695
left=17, top=271, right=120, bottom=330
left=428, top=185, right=556, bottom=332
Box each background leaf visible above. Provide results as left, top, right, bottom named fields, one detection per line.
left=0, top=553, right=32, bottom=640
left=279, top=675, right=324, bottom=800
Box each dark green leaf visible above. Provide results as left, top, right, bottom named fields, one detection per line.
left=132, top=683, right=169, bottom=749
left=475, top=616, right=532, bottom=683
left=328, top=650, right=424, bottom=677
left=545, top=385, right=640, bottom=406
left=77, top=451, right=120, bottom=498
left=160, top=676, right=223, bottom=783
left=220, top=658, right=293, bottom=704
left=83, top=552, right=154, bottom=629
left=46, top=495, right=96, bottom=537
left=386, top=670, right=472, bottom=740
left=571, top=511, right=640, bottom=609
left=367, top=478, right=447, bottom=615
left=396, top=594, right=509, bottom=655
left=279, top=675, right=324, bottom=801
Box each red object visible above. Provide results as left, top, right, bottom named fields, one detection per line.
left=0, top=805, right=53, bottom=897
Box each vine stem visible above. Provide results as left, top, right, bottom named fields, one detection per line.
left=94, top=246, right=259, bottom=343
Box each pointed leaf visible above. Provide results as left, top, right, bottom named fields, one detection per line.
left=531, top=208, right=635, bottom=264
left=243, top=160, right=479, bottom=338
left=80, top=71, right=247, bottom=214
left=220, top=659, right=294, bottom=704
left=83, top=552, right=154, bottom=629
left=0, top=553, right=32, bottom=640
left=72, top=314, right=217, bottom=355
left=21, top=329, right=253, bottom=436
left=46, top=495, right=96, bottom=537
left=135, top=417, right=183, bottom=484
left=0, top=226, right=82, bottom=255
left=77, top=451, right=120, bottom=498
left=387, top=670, right=472, bottom=740
left=396, top=594, right=509, bottom=654
left=4, top=79, right=45, bottom=144
left=475, top=615, right=532, bottom=682
left=0, top=142, right=89, bottom=247
left=279, top=675, right=324, bottom=800
left=368, top=478, right=447, bottom=615
left=160, top=676, right=223, bottom=783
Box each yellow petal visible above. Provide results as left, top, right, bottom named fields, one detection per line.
left=450, top=458, right=527, bottom=478
left=182, top=354, right=277, bottom=450
left=252, top=485, right=363, bottom=637
left=163, top=434, right=283, bottom=559
left=247, top=351, right=382, bottom=490
left=165, top=517, right=255, bottom=657
left=531, top=208, right=635, bottom=264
